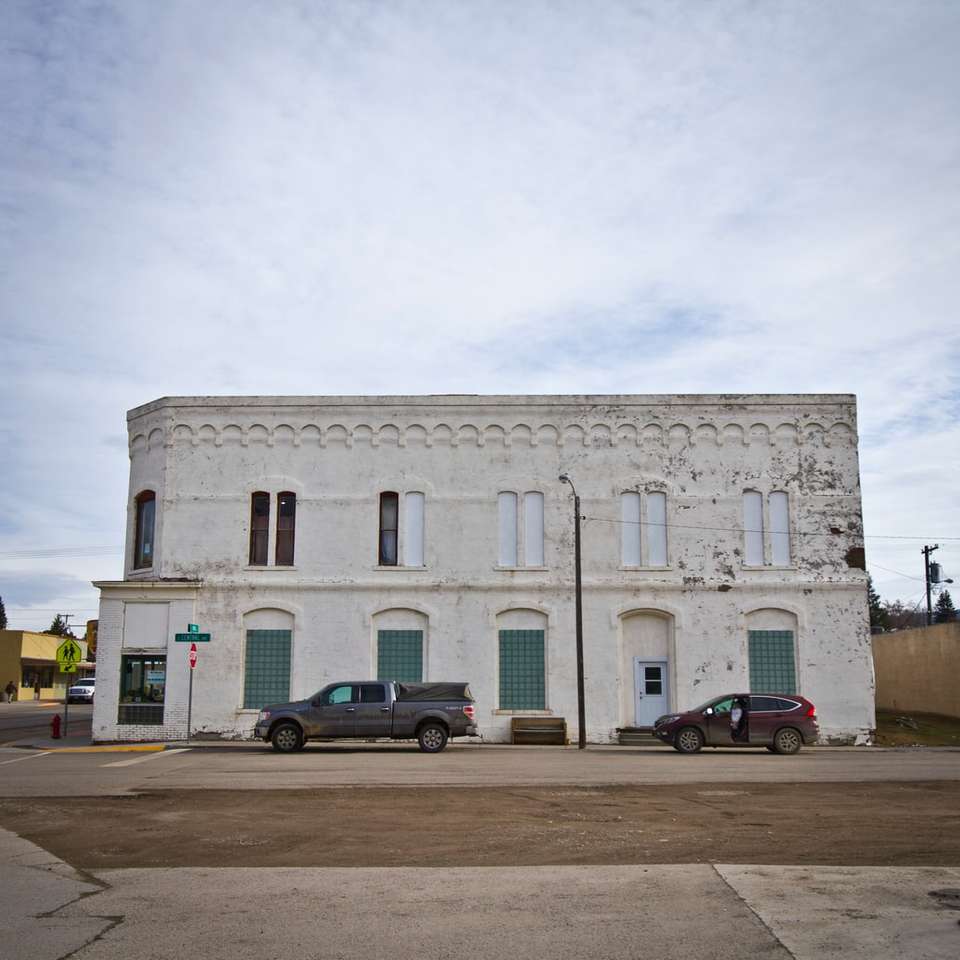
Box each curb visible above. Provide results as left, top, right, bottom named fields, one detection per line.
left=10, top=742, right=168, bottom=753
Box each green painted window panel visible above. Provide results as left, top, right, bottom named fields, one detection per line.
left=377, top=630, right=423, bottom=682
left=244, top=629, right=291, bottom=709
left=499, top=629, right=545, bottom=710
left=748, top=630, right=797, bottom=694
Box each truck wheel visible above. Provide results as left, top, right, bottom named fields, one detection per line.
left=418, top=723, right=448, bottom=753
left=271, top=722, right=303, bottom=753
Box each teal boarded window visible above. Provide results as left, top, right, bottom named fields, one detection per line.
left=244, top=630, right=292, bottom=709
left=377, top=630, right=423, bottom=682
left=499, top=629, right=545, bottom=710
left=748, top=630, right=797, bottom=694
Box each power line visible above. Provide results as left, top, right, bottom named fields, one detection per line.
left=866, top=562, right=924, bottom=583
left=0, top=546, right=123, bottom=559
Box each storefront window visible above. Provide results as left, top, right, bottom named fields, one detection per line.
left=120, top=656, right=166, bottom=703
left=118, top=656, right=166, bottom=725
left=21, top=665, right=54, bottom=688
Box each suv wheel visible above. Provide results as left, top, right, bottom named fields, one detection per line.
left=271, top=722, right=304, bottom=753
left=674, top=726, right=704, bottom=754
left=417, top=722, right=448, bottom=753
left=772, top=727, right=803, bottom=755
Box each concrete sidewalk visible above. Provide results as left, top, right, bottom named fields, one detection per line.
left=3, top=824, right=959, bottom=960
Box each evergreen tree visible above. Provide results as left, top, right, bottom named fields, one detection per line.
left=0, top=595, right=6, bottom=630
left=44, top=614, right=75, bottom=637
left=935, top=590, right=956, bottom=624
left=867, top=575, right=889, bottom=631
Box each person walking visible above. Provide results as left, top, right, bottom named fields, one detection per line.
left=33, top=677, right=41, bottom=701
left=730, top=695, right=749, bottom=742
left=3, top=680, right=15, bottom=702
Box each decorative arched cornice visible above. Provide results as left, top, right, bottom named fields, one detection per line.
left=155, top=417, right=857, bottom=452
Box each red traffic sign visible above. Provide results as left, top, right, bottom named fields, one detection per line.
left=189, top=642, right=198, bottom=669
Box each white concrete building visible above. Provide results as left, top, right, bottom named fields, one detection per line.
left=93, top=394, right=874, bottom=744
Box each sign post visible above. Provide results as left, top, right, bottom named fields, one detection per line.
left=186, top=642, right=197, bottom=741
left=175, top=625, right=209, bottom=740
left=55, top=637, right=82, bottom=739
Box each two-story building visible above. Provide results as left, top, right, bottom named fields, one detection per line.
left=92, top=394, right=875, bottom=744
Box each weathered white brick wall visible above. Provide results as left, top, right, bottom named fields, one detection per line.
left=94, top=394, right=874, bottom=743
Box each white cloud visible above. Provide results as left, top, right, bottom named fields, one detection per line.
left=1, top=0, right=959, bottom=624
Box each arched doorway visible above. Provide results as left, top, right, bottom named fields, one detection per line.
left=620, top=610, right=674, bottom=727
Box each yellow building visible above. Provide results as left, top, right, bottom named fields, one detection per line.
left=0, top=631, right=92, bottom=701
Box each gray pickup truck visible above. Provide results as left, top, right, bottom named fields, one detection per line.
left=254, top=680, right=477, bottom=753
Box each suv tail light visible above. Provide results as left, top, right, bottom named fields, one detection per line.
left=806, top=704, right=816, bottom=718
left=463, top=704, right=475, bottom=721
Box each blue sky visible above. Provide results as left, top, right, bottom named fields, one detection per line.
left=1, top=0, right=959, bottom=629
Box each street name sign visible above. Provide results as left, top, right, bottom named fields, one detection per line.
left=175, top=633, right=211, bottom=642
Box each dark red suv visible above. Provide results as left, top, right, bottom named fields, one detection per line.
left=652, top=693, right=819, bottom=754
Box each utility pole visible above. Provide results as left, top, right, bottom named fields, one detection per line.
left=923, top=545, right=939, bottom=626
left=559, top=474, right=587, bottom=749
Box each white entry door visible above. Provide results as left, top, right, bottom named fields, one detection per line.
left=634, top=659, right=669, bottom=727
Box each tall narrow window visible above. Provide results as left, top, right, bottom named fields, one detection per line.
left=498, top=492, right=518, bottom=566
left=134, top=491, right=156, bottom=569
left=249, top=492, right=270, bottom=566
left=621, top=492, right=641, bottom=566
left=647, top=491, right=667, bottom=566
left=379, top=492, right=399, bottom=566
left=523, top=492, right=544, bottom=566
left=404, top=492, right=425, bottom=567
left=743, top=491, right=764, bottom=566
left=275, top=492, right=296, bottom=566
left=769, top=491, right=790, bottom=566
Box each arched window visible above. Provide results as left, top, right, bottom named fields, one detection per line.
left=275, top=492, right=296, bottom=566
left=620, top=491, right=668, bottom=567
left=379, top=492, right=399, bottom=566
left=249, top=492, right=270, bottom=566
left=497, top=491, right=544, bottom=567
left=133, top=491, right=156, bottom=569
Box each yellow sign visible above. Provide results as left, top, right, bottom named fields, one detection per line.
left=56, top=637, right=82, bottom=673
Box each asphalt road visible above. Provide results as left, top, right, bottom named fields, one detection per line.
left=2, top=740, right=959, bottom=797
left=0, top=702, right=91, bottom=746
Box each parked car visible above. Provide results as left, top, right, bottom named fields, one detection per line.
left=254, top=680, right=477, bottom=753
left=66, top=677, right=96, bottom=704
left=653, top=693, right=818, bottom=754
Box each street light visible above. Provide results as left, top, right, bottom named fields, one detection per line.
left=559, top=474, right=586, bottom=749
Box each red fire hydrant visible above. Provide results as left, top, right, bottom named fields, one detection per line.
left=51, top=714, right=62, bottom=740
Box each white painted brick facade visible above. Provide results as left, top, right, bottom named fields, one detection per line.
left=93, top=394, right=875, bottom=744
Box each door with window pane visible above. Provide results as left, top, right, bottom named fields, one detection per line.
left=634, top=659, right=669, bottom=726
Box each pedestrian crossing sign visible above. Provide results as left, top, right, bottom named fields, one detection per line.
left=56, top=637, right=82, bottom=673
